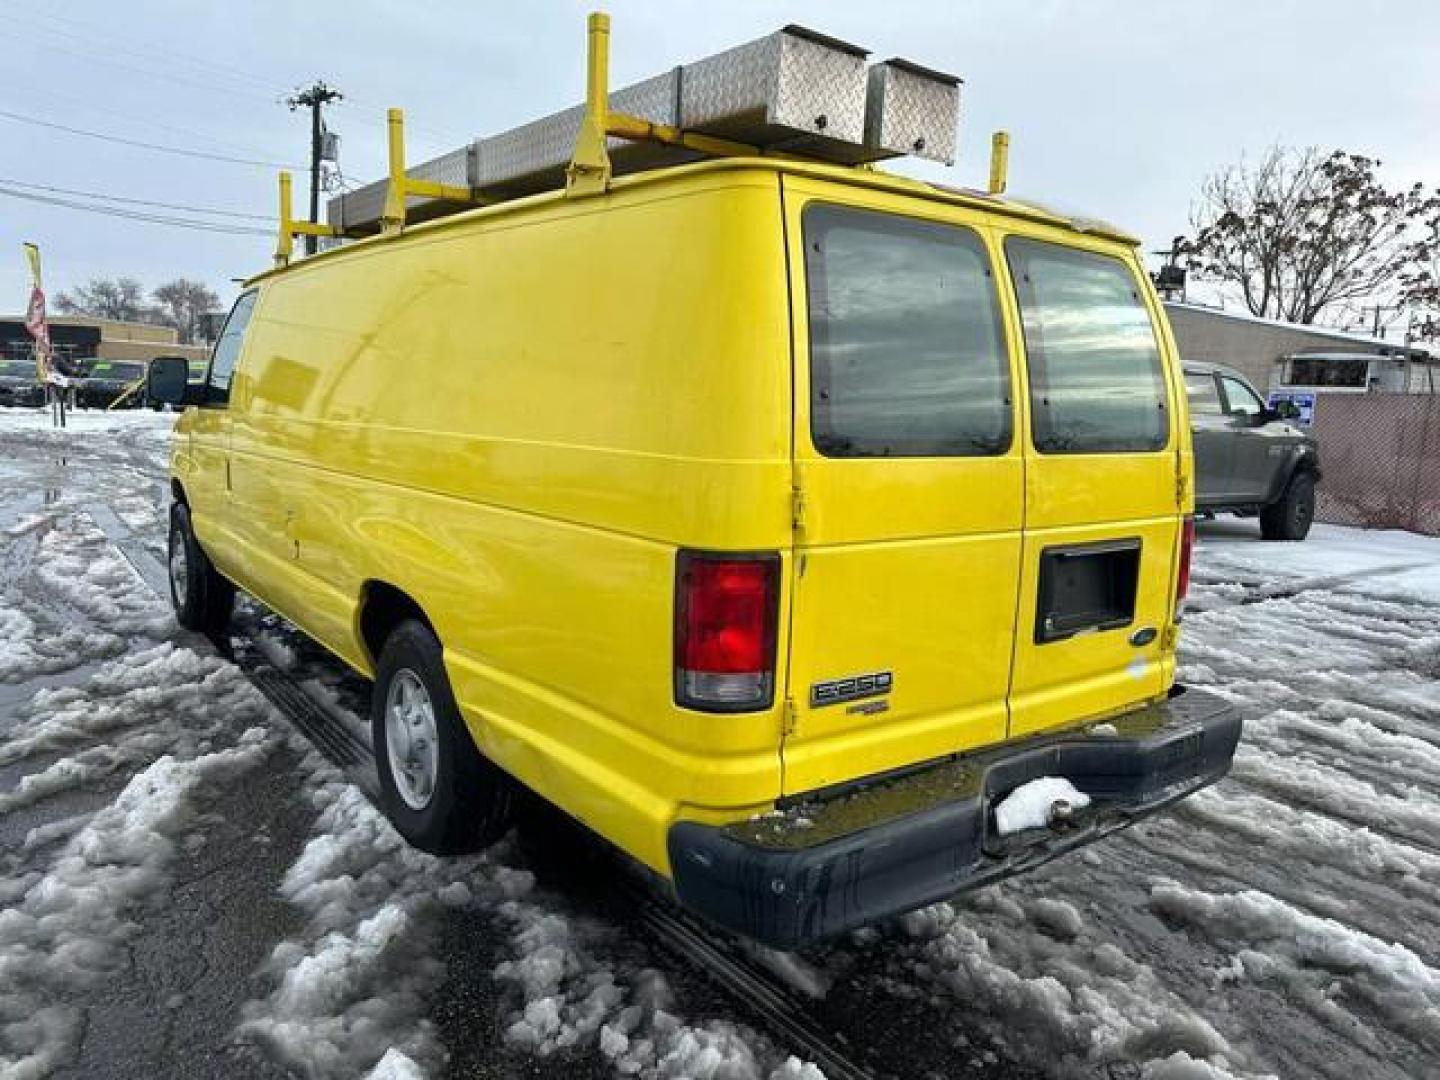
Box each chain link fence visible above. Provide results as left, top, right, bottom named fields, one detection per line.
left=1312, top=393, right=1440, bottom=536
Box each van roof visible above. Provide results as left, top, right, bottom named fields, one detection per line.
left=246, top=156, right=1141, bottom=288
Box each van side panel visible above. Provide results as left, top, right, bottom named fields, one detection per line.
left=228, top=171, right=792, bottom=874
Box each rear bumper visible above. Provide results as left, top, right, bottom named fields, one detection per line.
left=668, top=685, right=1239, bottom=949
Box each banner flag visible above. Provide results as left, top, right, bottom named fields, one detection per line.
left=21, top=242, right=54, bottom=382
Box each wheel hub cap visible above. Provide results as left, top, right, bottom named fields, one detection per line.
left=384, top=668, right=439, bottom=810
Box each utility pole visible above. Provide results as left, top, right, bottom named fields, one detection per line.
left=285, top=81, right=343, bottom=255
left=1149, top=236, right=1188, bottom=303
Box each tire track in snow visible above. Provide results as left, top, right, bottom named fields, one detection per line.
left=1150, top=882, right=1440, bottom=1073
left=1125, top=787, right=1440, bottom=960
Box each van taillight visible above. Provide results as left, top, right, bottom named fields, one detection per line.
left=1176, top=515, right=1195, bottom=612
left=675, top=551, right=779, bottom=712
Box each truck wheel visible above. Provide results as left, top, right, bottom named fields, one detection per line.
left=1260, top=471, right=1316, bottom=542
left=168, top=503, right=234, bottom=633
left=371, top=620, right=512, bottom=854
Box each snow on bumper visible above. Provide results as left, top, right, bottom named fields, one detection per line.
left=668, top=686, right=1240, bottom=950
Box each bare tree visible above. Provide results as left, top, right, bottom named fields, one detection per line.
left=152, top=278, right=221, bottom=344
left=1399, top=197, right=1440, bottom=343
left=54, top=277, right=158, bottom=324
left=1186, top=147, right=1427, bottom=324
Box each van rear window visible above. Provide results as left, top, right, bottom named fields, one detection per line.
left=804, top=205, right=1011, bottom=458
left=1005, top=238, right=1168, bottom=454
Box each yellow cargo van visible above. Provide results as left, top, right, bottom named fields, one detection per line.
left=148, top=23, right=1238, bottom=948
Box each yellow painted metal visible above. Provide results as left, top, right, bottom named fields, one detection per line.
left=406, top=178, right=482, bottom=203
left=276, top=168, right=342, bottom=266
left=106, top=377, right=146, bottom=411
left=249, top=158, right=1140, bottom=295
left=274, top=171, right=294, bottom=267
left=606, top=111, right=758, bottom=159
left=382, top=107, right=408, bottom=233
left=290, top=221, right=341, bottom=238
left=183, top=154, right=1188, bottom=879
left=778, top=173, right=1188, bottom=789
left=779, top=176, right=1024, bottom=794
left=994, top=219, right=1187, bottom=740
left=377, top=106, right=488, bottom=229
left=566, top=11, right=809, bottom=199
left=988, top=130, right=1010, bottom=194
left=196, top=168, right=791, bottom=875
left=567, top=11, right=613, bottom=197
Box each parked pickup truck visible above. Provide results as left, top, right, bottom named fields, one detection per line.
left=1185, top=362, right=1321, bottom=541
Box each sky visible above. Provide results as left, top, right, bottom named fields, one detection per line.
left=2, top=0, right=1437, bottom=323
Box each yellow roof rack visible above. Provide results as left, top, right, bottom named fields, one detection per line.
left=273, top=11, right=964, bottom=263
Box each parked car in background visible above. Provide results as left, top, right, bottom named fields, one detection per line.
left=75, top=359, right=147, bottom=409
left=0, top=358, right=45, bottom=407
left=1185, top=362, right=1321, bottom=541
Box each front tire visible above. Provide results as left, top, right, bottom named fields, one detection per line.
left=371, top=620, right=512, bottom=854
left=1260, top=471, right=1316, bottom=541
left=168, top=503, right=234, bottom=633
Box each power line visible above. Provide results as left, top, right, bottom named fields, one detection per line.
left=17, top=82, right=299, bottom=165
left=335, top=96, right=471, bottom=151
left=0, top=3, right=289, bottom=97
left=6, top=26, right=283, bottom=109
left=0, top=177, right=272, bottom=221
left=0, top=108, right=301, bottom=169
left=3, top=10, right=292, bottom=107
left=0, top=183, right=272, bottom=237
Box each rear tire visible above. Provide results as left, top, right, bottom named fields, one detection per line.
left=371, top=620, right=512, bottom=854
left=1260, top=471, right=1316, bottom=541
left=168, top=503, right=234, bottom=633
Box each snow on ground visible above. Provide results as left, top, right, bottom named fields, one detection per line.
left=0, top=731, right=277, bottom=1078
left=0, top=410, right=289, bottom=1076
left=2, top=409, right=1439, bottom=1080
left=858, top=517, right=1439, bottom=1079
left=0, top=411, right=826, bottom=1080
left=240, top=740, right=829, bottom=1080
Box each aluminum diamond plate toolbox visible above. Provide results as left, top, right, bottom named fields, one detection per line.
left=323, top=25, right=964, bottom=236
left=475, top=26, right=872, bottom=195
left=475, top=72, right=683, bottom=195
left=862, top=60, right=961, bottom=164
left=327, top=145, right=474, bottom=233
left=676, top=26, right=868, bottom=152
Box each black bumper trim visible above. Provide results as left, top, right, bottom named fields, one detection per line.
left=668, top=685, right=1240, bottom=949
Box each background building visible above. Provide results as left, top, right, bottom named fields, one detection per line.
left=0, top=314, right=208, bottom=374
left=1164, top=301, right=1434, bottom=394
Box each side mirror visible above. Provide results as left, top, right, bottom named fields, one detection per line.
left=147, top=356, right=197, bottom=406
left=1274, top=400, right=1301, bottom=421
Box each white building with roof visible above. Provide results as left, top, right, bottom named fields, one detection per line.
left=1163, top=301, right=1436, bottom=395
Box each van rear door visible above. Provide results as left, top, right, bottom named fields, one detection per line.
left=778, top=179, right=1025, bottom=796
left=999, top=234, right=1183, bottom=738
